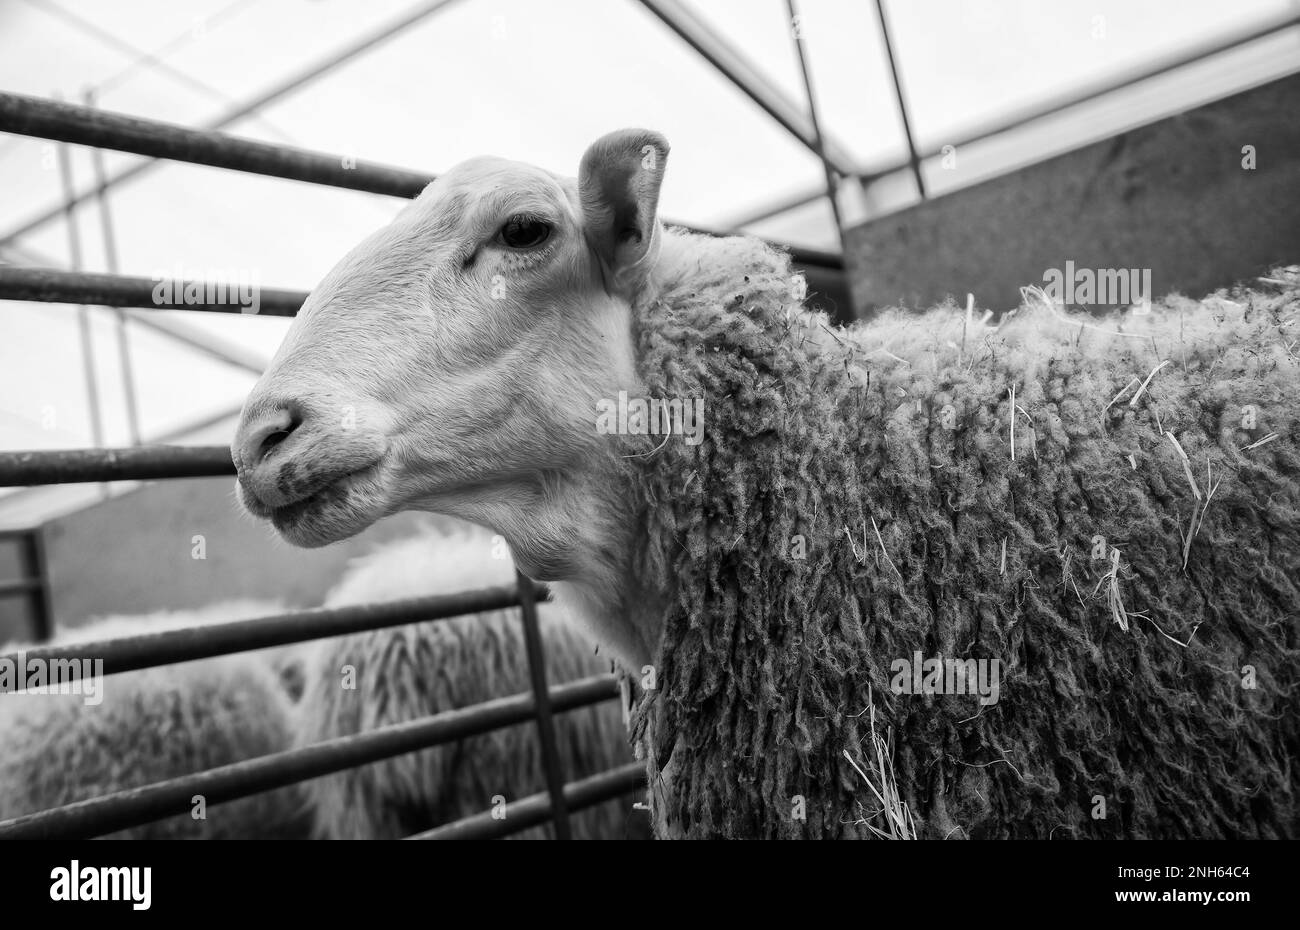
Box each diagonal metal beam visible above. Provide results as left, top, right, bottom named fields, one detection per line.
left=634, top=0, right=858, bottom=176
left=786, top=0, right=844, bottom=249
left=23, top=0, right=263, bottom=118
left=123, top=312, right=270, bottom=376
left=0, top=0, right=467, bottom=247
left=872, top=0, right=925, bottom=199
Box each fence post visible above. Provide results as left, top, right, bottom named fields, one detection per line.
left=515, top=569, right=572, bottom=840
left=27, top=529, right=53, bottom=643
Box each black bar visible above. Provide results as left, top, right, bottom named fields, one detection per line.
left=873, top=0, right=926, bottom=199
left=634, top=0, right=857, bottom=177
left=26, top=530, right=53, bottom=643
left=0, top=257, right=842, bottom=323
left=0, top=91, right=434, bottom=199
left=0, top=675, right=619, bottom=840
left=516, top=569, right=571, bottom=840
left=410, top=762, right=646, bottom=840
left=786, top=0, right=844, bottom=249
left=0, top=578, right=40, bottom=598
left=0, top=445, right=235, bottom=486
left=0, top=266, right=305, bottom=316
left=0, top=584, right=548, bottom=676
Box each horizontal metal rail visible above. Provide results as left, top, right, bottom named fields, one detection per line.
left=0, top=266, right=304, bottom=316
left=0, top=408, right=243, bottom=519
left=0, top=445, right=234, bottom=486
left=0, top=578, right=40, bottom=598
left=0, top=91, right=432, bottom=199
left=0, top=674, right=619, bottom=840
left=0, top=91, right=842, bottom=272
left=411, top=762, right=647, bottom=840
left=0, top=583, right=548, bottom=676
left=0, top=257, right=843, bottom=324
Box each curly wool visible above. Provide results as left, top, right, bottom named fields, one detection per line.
left=627, top=233, right=1300, bottom=839
left=295, top=524, right=639, bottom=840
left=0, top=604, right=310, bottom=840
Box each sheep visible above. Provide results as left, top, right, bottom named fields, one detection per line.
left=294, top=519, right=642, bottom=839
left=0, top=602, right=311, bottom=839
left=231, top=129, right=1300, bottom=839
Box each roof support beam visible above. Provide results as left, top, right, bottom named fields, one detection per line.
left=634, top=0, right=858, bottom=176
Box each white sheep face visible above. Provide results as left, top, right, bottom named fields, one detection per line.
left=233, top=131, right=669, bottom=585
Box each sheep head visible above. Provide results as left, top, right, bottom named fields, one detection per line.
left=233, top=131, right=669, bottom=593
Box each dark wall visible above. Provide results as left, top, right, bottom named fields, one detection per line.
left=845, top=72, right=1300, bottom=316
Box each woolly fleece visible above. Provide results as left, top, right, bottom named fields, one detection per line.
left=626, top=233, right=1299, bottom=839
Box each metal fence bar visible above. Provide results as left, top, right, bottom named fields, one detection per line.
left=0, top=584, right=546, bottom=676
left=0, top=266, right=305, bottom=316
left=26, top=529, right=53, bottom=643
left=0, top=406, right=243, bottom=513
left=0, top=91, right=844, bottom=272
left=515, top=569, right=572, bottom=840
left=0, top=445, right=235, bottom=486
left=0, top=258, right=845, bottom=319
left=410, top=762, right=646, bottom=840
left=0, top=92, right=433, bottom=200
left=0, top=578, right=40, bottom=597
left=0, top=674, right=619, bottom=840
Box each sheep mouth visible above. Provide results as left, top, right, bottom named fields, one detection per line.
left=264, top=464, right=384, bottom=545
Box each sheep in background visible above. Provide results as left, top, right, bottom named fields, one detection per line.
left=0, top=601, right=311, bottom=840
left=294, top=520, right=641, bottom=840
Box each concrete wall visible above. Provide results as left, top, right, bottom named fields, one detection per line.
left=845, top=73, right=1300, bottom=316
left=0, top=477, right=431, bottom=641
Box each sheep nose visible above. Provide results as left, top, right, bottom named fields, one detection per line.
left=235, top=406, right=302, bottom=471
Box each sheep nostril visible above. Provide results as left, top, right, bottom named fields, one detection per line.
left=238, top=407, right=304, bottom=470
left=259, top=428, right=293, bottom=458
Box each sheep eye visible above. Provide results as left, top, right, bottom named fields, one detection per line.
left=498, top=215, right=551, bottom=249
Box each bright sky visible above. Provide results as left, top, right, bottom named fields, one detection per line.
left=1, top=0, right=1297, bottom=492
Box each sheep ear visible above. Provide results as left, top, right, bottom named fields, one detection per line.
left=578, top=129, right=669, bottom=292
